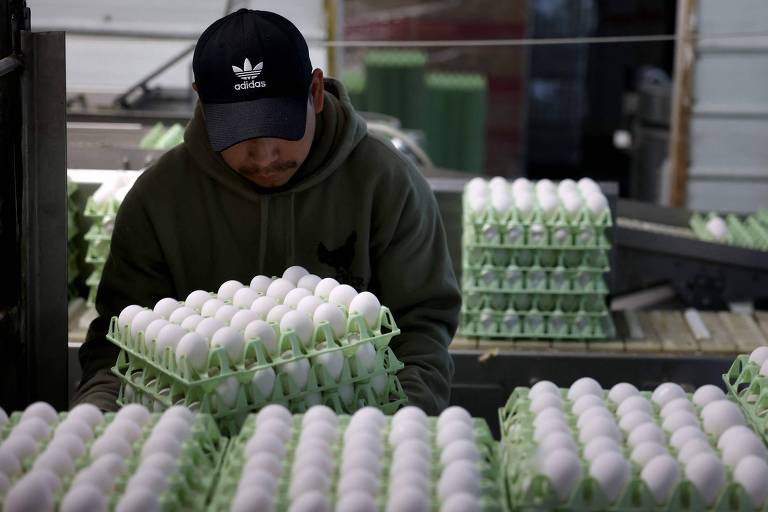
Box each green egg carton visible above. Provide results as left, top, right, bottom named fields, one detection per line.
left=691, top=213, right=768, bottom=251
left=85, top=239, right=110, bottom=264
left=84, top=196, right=122, bottom=219
left=460, top=308, right=614, bottom=340
left=723, top=354, right=768, bottom=443
left=84, top=222, right=115, bottom=242
left=462, top=291, right=609, bottom=314
left=463, top=220, right=611, bottom=251
left=463, top=265, right=609, bottom=294
left=139, top=122, right=166, bottom=149
left=463, top=246, right=610, bottom=271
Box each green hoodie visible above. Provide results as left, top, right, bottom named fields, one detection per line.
left=74, top=79, right=461, bottom=415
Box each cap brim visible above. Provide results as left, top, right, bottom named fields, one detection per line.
left=203, top=96, right=307, bottom=152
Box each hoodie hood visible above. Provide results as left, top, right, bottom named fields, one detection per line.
left=183, top=78, right=368, bottom=200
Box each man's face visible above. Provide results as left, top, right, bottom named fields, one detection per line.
left=218, top=68, right=324, bottom=188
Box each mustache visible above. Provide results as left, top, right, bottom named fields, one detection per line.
left=237, top=161, right=298, bottom=176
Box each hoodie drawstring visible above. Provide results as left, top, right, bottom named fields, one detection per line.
left=258, top=197, right=269, bottom=270
left=288, top=193, right=296, bottom=264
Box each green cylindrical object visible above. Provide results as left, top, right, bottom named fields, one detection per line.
left=364, top=51, right=427, bottom=130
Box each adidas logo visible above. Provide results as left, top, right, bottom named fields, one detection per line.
left=232, top=58, right=266, bottom=91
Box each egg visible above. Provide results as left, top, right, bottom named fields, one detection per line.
left=266, top=278, right=295, bottom=303
left=3, top=473, right=54, bottom=512
left=350, top=407, right=386, bottom=429
left=243, top=452, right=283, bottom=480
left=67, top=403, right=102, bottom=428
left=293, top=274, right=320, bottom=294
left=15, top=417, right=50, bottom=442
left=21, top=402, right=58, bottom=425
left=437, top=422, right=475, bottom=449
left=537, top=191, right=559, bottom=218
left=250, top=275, right=273, bottom=294
left=60, top=484, right=107, bottom=512
left=537, top=432, right=578, bottom=457
left=314, top=278, right=340, bottom=300
left=576, top=407, right=613, bottom=431
left=54, top=418, right=93, bottom=443
left=585, top=192, right=609, bottom=216
left=301, top=405, right=337, bottom=428
left=583, top=436, right=621, bottom=462
left=280, top=266, right=308, bottom=285
left=126, top=467, right=169, bottom=495
left=281, top=288, right=310, bottom=310
left=701, top=400, right=746, bottom=437
left=651, top=382, right=686, bottom=407
left=529, top=380, right=560, bottom=400
left=118, top=304, right=144, bottom=332
left=392, top=439, right=431, bottom=465
left=154, top=416, right=192, bottom=441
left=231, top=487, right=274, bottom=512
left=336, top=473, right=379, bottom=499
left=348, top=292, right=382, bottom=329
left=536, top=179, right=556, bottom=194
left=280, top=311, right=314, bottom=347
left=184, top=290, right=211, bottom=311
left=467, top=193, right=487, bottom=214
left=440, top=440, right=481, bottom=467
left=577, top=177, right=600, bottom=195
left=301, top=421, right=338, bottom=445
left=244, top=429, right=286, bottom=459
left=288, top=491, right=330, bottom=512
left=437, top=460, right=481, bottom=500
left=438, top=407, right=473, bottom=431
left=488, top=176, right=508, bottom=190
left=168, top=306, right=196, bottom=325
left=662, top=410, right=700, bottom=433
left=341, top=449, right=380, bottom=476
left=211, top=326, right=245, bottom=365
left=679, top=440, right=715, bottom=467
left=200, top=298, right=226, bottom=318
left=533, top=408, right=566, bottom=428
left=750, top=346, right=768, bottom=367
left=705, top=216, right=728, bottom=241
left=560, top=190, right=583, bottom=218
left=313, top=304, right=347, bottom=338
left=129, top=310, right=161, bottom=339
left=295, top=295, right=324, bottom=320
left=138, top=452, right=177, bottom=475
left=352, top=342, right=376, bottom=375
left=154, top=324, right=187, bottom=356
left=467, top=177, right=489, bottom=195
left=385, top=486, right=430, bottom=512
left=257, top=404, right=293, bottom=426
left=267, top=304, right=293, bottom=325
left=225, top=309, right=258, bottom=333
left=214, top=376, right=240, bottom=409
left=72, top=466, right=116, bottom=494
left=279, top=356, right=311, bottom=390
left=90, top=434, right=132, bottom=460
left=91, top=453, right=128, bottom=478
left=530, top=393, right=564, bottom=414
left=343, top=433, right=383, bottom=460
left=141, top=431, right=183, bottom=460
left=250, top=296, right=278, bottom=320
left=720, top=430, right=766, bottom=467
left=217, top=280, right=245, bottom=301
left=244, top=320, right=278, bottom=355
left=388, top=420, right=429, bottom=447
left=660, top=398, right=695, bottom=419
left=628, top=422, right=665, bottom=448
left=669, top=425, right=706, bottom=450
left=579, top=417, right=621, bottom=444
left=608, top=382, right=640, bottom=405
left=617, top=410, right=651, bottom=433
left=312, top=345, right=344, bottom=382
left=533, top=419, right=571, bottom=443
left=328, top=285, right=358, bottom=309
left=692, top=385, right=726, bottom=407
left=247, top=367, right=276, bottom=399
left=630, top=441, right=668, bottom=467
left=640, top=454, right=680, bottom=505
left=685, top=453, right=726, bottom=506
left=289, top=468, right=331, bottom=500
left=567, top=377, right=602, bottom=401
left=194, top=317, right=226, bottom=343
left=389, top=469, right=430, bottom=495
left=538, top=448, right=582, bottom=502
left=617, top=395, right=652, bottom=417
left=491, top=191, right=512, bottom=214
left=589, top=452, right=630, bottom=503
left=393, top=406, right=428, bottom=426
left=3, top=433, right=39, bottom=460
left=571, top=394, right=606, bottom=416
left=514, top=191, right=535, bottom=217
left=370, top=373, right=388, bottom=396
left=180, top=314, right=204, bottom=331
left=115, top=489, right=160, bottom=512
left=104, top=418, right=143, bottom=443
left=224, top=290, right=257, bottom=313
left=734, top=455, right=768, bottom=509
left=238, top=466, right=278, bottom=494
left=440, top=493, right=482, bottom=512
left=214, top=304, right=241, bottom=325
left=0, top=447, right=21, bottom=477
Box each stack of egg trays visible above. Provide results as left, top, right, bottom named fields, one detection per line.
left=67, top=178, right=79, bottom=295
left=83, top=198, right=119, bottom=305
left=207, top=412, right=503, bottom=511
left=691, top=213, right=768, bottom=251
left=0, top=410, right=227, bottom=511
left=497, top=387, right=763, bottom=512
left=461, top=193, right=614, bottom=341
left=723, top=355, right=768, bottom=441
left=109, top=306, right=409, bottom=436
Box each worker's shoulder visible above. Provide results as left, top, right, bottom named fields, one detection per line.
left=346, top=133, right=428, bottom=190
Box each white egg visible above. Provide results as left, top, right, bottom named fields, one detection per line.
left=750, top=346, right=768, bottom=367
left=488, top=176, right=508, bottom=190
left=313, top=345, right=344, bottom=382
left=343, top=432, right=382, bottom=458
left=467, top=177, right=489, bottom=195
left=129, top=310, right=161, bottom=339
left=533, top=419, right=571, bottom=443
left=72, top=466, right=115, bottom=494
left=348, top=292, right=381, bottom=329
left=388, top=471, right=430, bottom=497
left=440, top=439, right=481, bottom=466
left=692, top=385, right=726, bottom=407
left=651, top=382, right=686, bottom=407
left=244, top=320, right=278, bottom=356
left=155, top=324, right=187, bottom=355
left=60, top=484, right=107, bottom=512
left=256, top=404, right=292, bottom=426
left=329, top=285, right=358, bottom=309
left=250, top=275, right=273, bottom=294
left=392, top=406, right=428, bottom=426
left=313, top=303, right=347, bottom=338
left=90, top=435, right=132, bottom=460
left=54, top=419, right=93, bottom=444
left=576, top=407, right=614, bottom=431
left=530, top=393, right=564, bottom=414
left=104, top=418, right=142, bottom=443
left=279, top=356, right=311, bottom=390
left=354, top=342, right=377, bottom=375
left=280, top=311, right=314, bottom=347
left=314, top=278, right=340, bottom=300
left=390, top=453, right=429, bottom=478
left=577, top=177, right=600, bottom=195
left=491, top=191, right=512, bottom=214
left=538, top=448, right=582, bottom=502
left=288, top=491, right=330, bottom=512
left=34, top=448, right=74, bottom=477
left=301, top=421, right=338, bottom=446
left=734, top=455, right=768, bottom=509
left=720, top=430, right=766, bottom=467
left=679, top=439, right=715, bottom=466
left=510, top=177, right=531, bottom=194
left=15, top=417, right=50, bottom=442
left=0, top=447, right=21, bottom=478
left=233, top=287, right=261, bottom=309
left=214, top=304, right=241, bottom=325
left=180, top=314, right=204, bottom=331
left=215, top=376, right=241, bottom=409
left=250, top=296, right=278, bottom=321
left=267, top=304, right=293, bottom=325
left=662, top=410, right=699, bottom=436
left=67, top=403, right=103, bottom=428
left=256, top=418, right=293, bottom=445
left=589, top=452, right=630, bottom=503
left=217, top=280, right=245, bottom=301
left=537, top=432, right=578, bottom=456
left=616, top=395, right=652, bottom=417
left=162, top=405, right=195, bottom=424
left=370, top=373, right=388, bottom=396
left=441, top=493, right=482, bottom=512
left=140, top=452, right=178, bottom=474
left=584, top=192, right=608, bottom=215
left=336, top=472, right=379, bottom=499
left=567, top=377, right=602, bottom=401
left=21, top=402, right=58, bottom=425
left=200, top=298, right=226, bottom=318
left=618, top=410, right=652, bottom=433
left=118, top=305, right=144, bottom=332
left=718, top=425, right=756, bottom=450
left=392, top=439, right=431, bottom=463
left=388, top=420, right=429, bottom=447
left=194, top=317, right=226, bottom=343
left=115, top=489, right=160, bottom=512
left=630, top=441, right=668, bottom=467
left=3, top=433, right=39, bottom=460
left=266, top=278, right=295, bottom=303
left=705, top=216, right=728, bottom=241
left=231, top=487, right=274, bottom=512
left=536, top=179, right=556, bottom=194
left=244, top=430, right=286, bottom=459
left=579, top=417, right=620, bottom=444
left=467, top=193, right=487, bottom=214
left=184, top=290, right=211, bottom=311
left=627, top=422, right=665, bottom=448
left=437, top=460, right=481, bottom=501
left=296, top=295, right=324, bottom=319
left=3, top=473, right=54, bottom=512
left=350, top=407, right=386, bottom=428
left=174, top=331, right=209, bottom=372
left=143, top=318, right=170, bottom=347
left=701, top=400, right=746, bottom=437
left=583, top=436, right=621, bottom=462
left=514, top=191, right=535, bottom=216
left=669, top=425, right=706, bottom=450
left=91, top=453, right=128, bottom=478
left=302, top=405, right=337, bottom=428
left=211, top=326, right=245, bottom=365
left=229, top=309, right=261, bottom=332
left=685, top=453, right=725, bottom=506
left=641, top=454, right=680, bottom=505
left=537, top=191, right=559, bottom=217
left=282, top=266, right=309, bottom=285
left=289, top=469, right=331, bottom=500
left=243, top=452, right=283, bottom=479
left=385, top=486, right=430, bottom=512
left=560, top=191, right=583, bottom=217
left=296, top=274, right=322, bottom=293
left=283, top=288, right=312, bottom=309
left=126, top=467, right=169, bottom=495
left=438, top=406, right=473, bottom=430
left=437, top=422, right=475, bottom=449
left=250, top=366, right=276, bottom=398
left=168, top=306, right=196, bottom=325
left=238, top=467, right=278, bottom=494
left=529, top=380, right=560, bottom=400
left=341, top=449, right=380, bottom=476
left=660, top=398, right=695, bottom=419
left=141, top=431, right=183, bottom=460
left=607, top=382, right=640, bottom=405
left=571, top=394, right=606, bottom=416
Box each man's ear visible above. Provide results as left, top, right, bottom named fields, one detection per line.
left=310, top=68, right=324, bottom=114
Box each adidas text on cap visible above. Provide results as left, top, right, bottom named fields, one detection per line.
left=192, top=9, right=313, bottom=152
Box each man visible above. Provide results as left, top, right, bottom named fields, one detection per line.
left=74, top=9, right=461, bottom=415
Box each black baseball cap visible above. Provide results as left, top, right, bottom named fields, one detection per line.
left=192, top=9, right=313, bottom=152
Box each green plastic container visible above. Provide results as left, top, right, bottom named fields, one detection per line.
left=364, top=50, right=427, bottom=130
left=691, top=212, right=768, bottom=251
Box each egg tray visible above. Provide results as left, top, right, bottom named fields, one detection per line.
left=463, top=195, right=612, bottom=229
left=464, top=226, right=611, bottom=253
left=463, top=266, right=609, bottom=295
left=207, top=413, right=503, bottom=512
left=464, top=247, right=610, bottom=272
left=83, top=196, right=121, bottom=219
left=498, top=388, right=766, bottom=512
left=691, top=213, right=768, bottom=251
left=85, top=240, right=110, bottom=265
left=0, top=411, right=228, bottom=511
left=461, top=309, right=614, bottom=340
left=723, top=355, right=768, bottom=445
left=463, top=293, right=608, bottom=314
